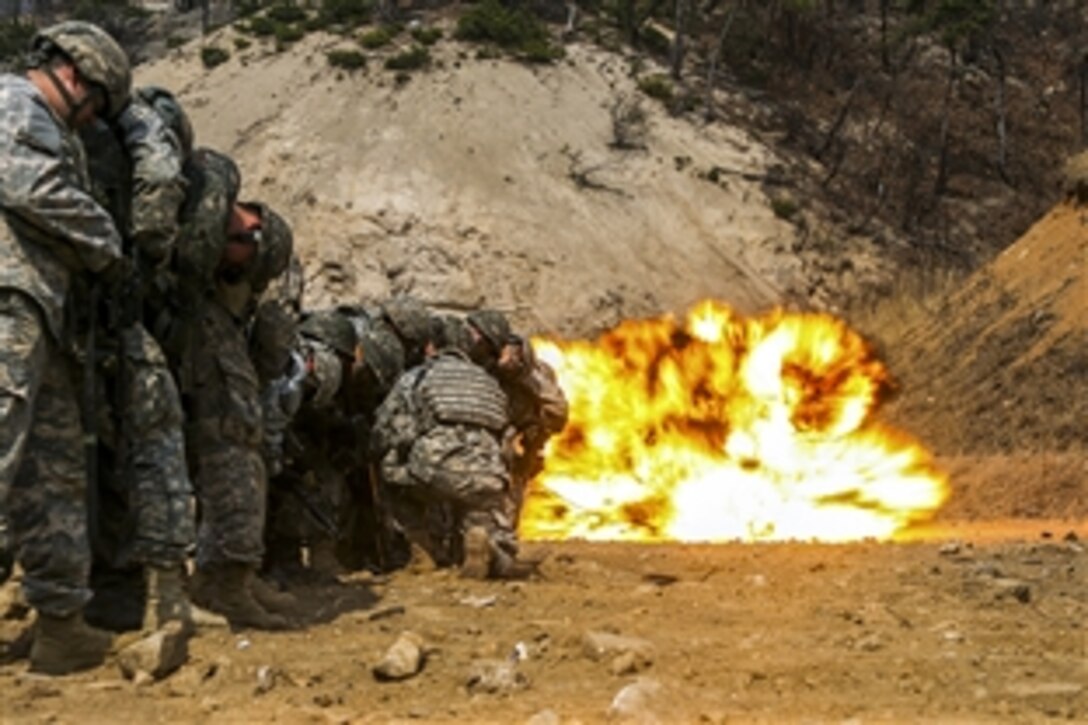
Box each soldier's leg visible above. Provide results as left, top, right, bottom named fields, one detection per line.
left=1, top=293, right=111, bottom=672
left=121, top=325, right=196, bottom=630
left=185, top=303, right=287, bottom=629
left=0, top=292, right=43, bottom=588
left=411, top=427, right=524, bottom=577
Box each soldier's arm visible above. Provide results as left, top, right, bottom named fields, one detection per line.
left=0, top=106, right=122, bottom=273
left=117, top=103, right=187, bottom=264
left=533, top=359, right=569, bottom=435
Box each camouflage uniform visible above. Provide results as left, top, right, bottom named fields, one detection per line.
left=0, top=73, right=122, bottom=617
left=80, top=93, right=193, bottom=574
left=163, top=154, right=294, bottom=576
left=370, top=350, right=518, bottom=567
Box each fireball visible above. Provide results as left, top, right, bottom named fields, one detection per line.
left=521, top=300, right=949, bottom=543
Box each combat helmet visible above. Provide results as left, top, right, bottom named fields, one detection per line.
left=466, top=309, right=512, bottom=352
left=379, top=296, right=432, bottom=363
left=175, top=148, right=241, bottom=287
left=299, top=310, right=357, bottom=359
left=355, top=327, right=406, bottom=396
left=249, top=205, right=294, bottom=293
left=31, top=21, right=131, bottom=119
left=136, top=85, right=194, bottom=158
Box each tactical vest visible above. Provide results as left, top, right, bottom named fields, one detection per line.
left=417, top=352, right=509, bottom=433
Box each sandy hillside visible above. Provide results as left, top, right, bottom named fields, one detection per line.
left=884, top=202, right=1087, bottom=521
left=137, top=27, right=811, bottom=334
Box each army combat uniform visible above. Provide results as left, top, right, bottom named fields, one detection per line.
left=0, top=20, right=132, bottom=675
left=163, top=149, right=296, bottom=629
left=370, top=350, right=521, bottom=576
left=80, top=89, right=195, bottom=631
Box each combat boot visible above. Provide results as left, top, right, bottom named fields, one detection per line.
left=143, top=565, right=194, bottom=634
left=249, top=574, right=298, bottom=617
left=191, top=564, right=289, bottom=631
left=490, top=548, right=543, bottom=580
left=460, top=526, right=493, bottom=580
left=29, top=612, right=112, bottom=675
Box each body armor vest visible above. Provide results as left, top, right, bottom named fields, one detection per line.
left=418, top=352, right=509, bottom=433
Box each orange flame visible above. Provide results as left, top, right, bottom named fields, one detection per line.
left=521, top=300, right=949, bottom=543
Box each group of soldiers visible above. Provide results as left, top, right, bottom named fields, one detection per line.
left=0, top=20, right=567, bottom=676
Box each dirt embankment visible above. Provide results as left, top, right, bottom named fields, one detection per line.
left=880, top=202, right=1087, bottom=521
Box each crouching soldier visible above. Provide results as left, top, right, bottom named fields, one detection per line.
left=460, top=310, right=569, bottom=525
left=263, top=308, right=407, bottom=578
left=370, top=348, right=539, bottom=580
left=165, top=149, right=296, bottom=629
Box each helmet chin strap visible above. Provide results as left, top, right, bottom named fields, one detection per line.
left=42, top=64, right=94, bottom=127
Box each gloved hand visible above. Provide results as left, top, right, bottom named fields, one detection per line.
left=98, top=255, right=136, bottom=289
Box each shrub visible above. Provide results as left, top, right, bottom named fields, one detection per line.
left=327, top=48, right=367, bottom=70
left=166, top=34, right=186, bottom=49
left=410, top=26, right=443, bottom=46
left=771, top=195, right=800, bottom=220
left=234, top=36, right=252, bottom=50
left=0, top=18, right=34, bottom=63
left=275, top=23, right=306, bottom=44
left=384, top=45, right=430, bottom=71
left=317, top=0, right=373, bottom=30
left=201, top=46, right=230, bottom=69
left=245, top=15, right=277, bottom=36
left=455, top=0, right=561, bottom=63
left=637, top=74, right=673, bottom=103
left=359, top=25, right=398, bottom=48
left=267, top=2, right=307, bottom=24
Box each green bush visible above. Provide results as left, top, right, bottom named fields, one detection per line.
left=275, top=23, right=306, bottom=44
left=0, top=18, right=34, bottom=63
left=384, top=45, right=430, bottom=71
left=165, top=34, right=186, bottom=49
left=359, top=25, right=399, bottom=48
left=327, top=48, right=367, bottom=70
left=245, top=15, right=277, bottom=36
left=637, top=74, right=673, bottom=103
left=455, top=0, right=561, bottom=62
left=267, top=2, right=307, bottom=23
left=234, top=36, right=253, bottom=50
left=236, top=0, right=264, bottom=18
left=520, top=37, right=564, bottom=64
left=201, top=46, right=231, bottom=69
left=317, top=0, right=373, bottom=30
left=410, top=26, right=443, bottom=46
left=771, top=196, right=800, bottom=220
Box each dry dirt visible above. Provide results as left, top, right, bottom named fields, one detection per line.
left=2, top=13, right=1086, bottom=724
left=2, top=522, right=1086, bottom=724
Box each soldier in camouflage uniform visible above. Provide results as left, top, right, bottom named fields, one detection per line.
left=80, top=85, right=195, bottom=633
left=370, top=347, right=538, bottom=579
left=460, top=309, right=569, bottom=525
left=163, top=149, right=297, bottom=629
left=263, top=307, right=408, bottom=578
left=0, top=21, right=131, bottom=675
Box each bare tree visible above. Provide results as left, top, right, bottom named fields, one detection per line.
left=703, top=1, right=737, bottom=121
left=670, top=0, right=691, bottom=80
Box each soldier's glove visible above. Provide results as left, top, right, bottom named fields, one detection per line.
left=98, top=255, right=136, bottom=290
left=260, top=350, right=307, bottom=476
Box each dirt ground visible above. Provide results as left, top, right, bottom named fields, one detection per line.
left=1, top=517, right=1085, bottom=724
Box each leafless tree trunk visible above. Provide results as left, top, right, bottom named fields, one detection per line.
left=703, top=1, right=737, bottom=121
left=879, top=0, right=890, bottom=71
left=670, top=0, right=691, bottom=80
left=933, top=45, right=957, bottom=198
left=201, top=0, right=211, bottom=34
left=564, top=2, right=578, bottom=36
left=1081, top=48, right=1088, bottom=147
left=817, top=77, right=862, bottom=161
left=992, top=46, right=1009, bottom=183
